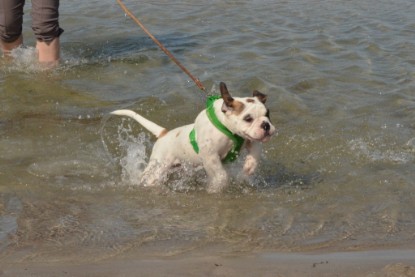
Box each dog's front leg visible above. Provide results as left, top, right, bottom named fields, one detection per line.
left=203, top=155, right=229, bottom=193
left=243, top=141, right=262, bottom=176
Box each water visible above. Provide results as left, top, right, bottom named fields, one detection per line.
left=1, top=0, right=415, bottom=263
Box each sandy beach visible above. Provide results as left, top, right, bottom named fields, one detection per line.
left=1, top=249, right=415, bottom=277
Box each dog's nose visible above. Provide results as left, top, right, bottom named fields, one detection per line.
left=261, top=121, right=270, bottom=132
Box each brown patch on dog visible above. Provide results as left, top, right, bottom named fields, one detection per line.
left=219, top=82, right=246, bottom=115
left=232, top=100, right=245, bottom=115
left=157, top=128, right=169, bottom=138
left=246, top=98, right=255, bottom=103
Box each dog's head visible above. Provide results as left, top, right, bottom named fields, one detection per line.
left=219, top=82, right=276, bottom=142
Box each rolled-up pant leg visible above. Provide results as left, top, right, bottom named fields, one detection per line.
left=0, top=0, right=25, bottom=43
left=31, top=0, right=63, bottom=42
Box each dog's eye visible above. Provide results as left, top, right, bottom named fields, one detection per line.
left=244, top=115, right=253, bottom=123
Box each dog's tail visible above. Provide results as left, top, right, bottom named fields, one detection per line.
left=111, top=109, right=168, bottom=138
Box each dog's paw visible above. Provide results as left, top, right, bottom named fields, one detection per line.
left=243, top=156, right=258, bottom=175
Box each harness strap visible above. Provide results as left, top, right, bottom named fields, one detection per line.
left=189, top=96, right=244, bottom=163
left=189, top=128, right=199, bottom=153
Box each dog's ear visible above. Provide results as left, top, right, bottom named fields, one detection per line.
left=253, top=90, right=267, bottom=104
left=220, top=82, right=234, bottom=112
left=220, top=82, right=245, bottom=114
left=220, top=82, right=234, bottom=105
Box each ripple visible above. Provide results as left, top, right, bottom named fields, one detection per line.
left=349, top=138, right=414, bottom=164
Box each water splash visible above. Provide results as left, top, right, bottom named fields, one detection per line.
left=1, top=45, right=99, bottom=74
left=6, top=46, right=40, bottom=73
left=111, top=120, right=151, bottom=186
left=119, top=134, right=148, bottom=186
left=106, top=122, right=208, bottom=191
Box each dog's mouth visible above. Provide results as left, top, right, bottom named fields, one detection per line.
left=243, top=131, right=275, bottom=143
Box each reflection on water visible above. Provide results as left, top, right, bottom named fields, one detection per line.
left=1, top=0, right=415, bottom=263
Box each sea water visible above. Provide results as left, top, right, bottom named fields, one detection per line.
left=1, top=0, right=415, bottom=262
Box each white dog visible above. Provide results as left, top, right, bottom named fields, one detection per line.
left=111, top=82, right=276, bottom=193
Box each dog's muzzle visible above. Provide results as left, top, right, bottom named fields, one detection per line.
left=259, top=120, right=276, bottom=142
left=261, top=121, right=271, bottom=133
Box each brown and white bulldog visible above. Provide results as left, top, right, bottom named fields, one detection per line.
left=111, top=82, right=276, bottom=193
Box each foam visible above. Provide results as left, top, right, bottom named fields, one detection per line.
left=7, top=46, right=40, bottom=73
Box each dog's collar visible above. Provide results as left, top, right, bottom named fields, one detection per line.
left=189, top=95, right=244, bottom=163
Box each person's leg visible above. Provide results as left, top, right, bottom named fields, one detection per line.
left=0, top=0, right=25, bottom=56
left=36, top=36, right=59, bottom=66
left=31, top=0, right=63, bottom=65
left=1, top=34, right=23, bottom=55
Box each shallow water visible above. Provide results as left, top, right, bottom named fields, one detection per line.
left=1, top=0, right=415, bottom=263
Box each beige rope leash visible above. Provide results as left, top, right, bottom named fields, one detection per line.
left=116, top=0, right=206, bottom=92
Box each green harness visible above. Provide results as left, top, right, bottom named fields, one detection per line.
left=189, top=95, right=245, bottom=163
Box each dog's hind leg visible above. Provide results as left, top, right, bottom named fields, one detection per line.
left=140, top=160, right=169, bottom=187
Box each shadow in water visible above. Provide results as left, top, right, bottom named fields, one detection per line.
left=255, top=161, right=322, bottom=191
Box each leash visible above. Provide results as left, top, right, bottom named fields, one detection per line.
left=116, top=0, right=206, bottom=92
left=115, top=1, right=245, bottom=163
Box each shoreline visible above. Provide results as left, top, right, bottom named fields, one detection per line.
left=1, top=249, right=415, bottom=277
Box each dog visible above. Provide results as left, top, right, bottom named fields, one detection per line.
left=111, top=82, right=276, bottom=193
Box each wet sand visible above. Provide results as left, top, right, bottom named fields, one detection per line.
left=1, top=249, right=415, bottom=277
